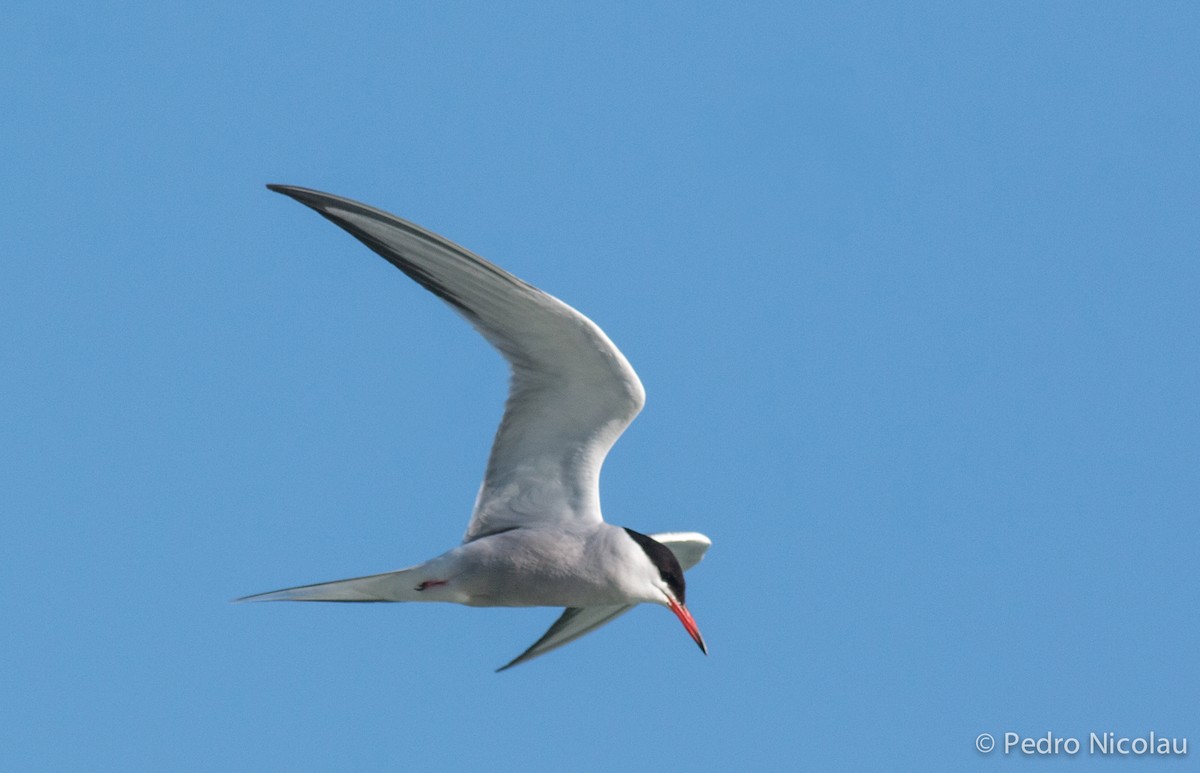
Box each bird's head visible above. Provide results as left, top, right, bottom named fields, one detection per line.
left=623, top=528, right=707, bottom=656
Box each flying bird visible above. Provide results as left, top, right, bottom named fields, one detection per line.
left=241, top=185, right=711, bottom=671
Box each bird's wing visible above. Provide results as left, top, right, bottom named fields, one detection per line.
left=268, top=186, right=645, bottom=540
left=496, top=605, right=633, bottom=672
left=496, top=532, right=712, bottom=671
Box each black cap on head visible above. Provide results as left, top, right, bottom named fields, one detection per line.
left=623, top=528, right=687, bottom=604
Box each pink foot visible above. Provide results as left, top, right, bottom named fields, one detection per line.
left=415, top=579, right=448, bottom=592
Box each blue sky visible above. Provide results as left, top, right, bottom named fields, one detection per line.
left=3, top=2, right=1197, bottom=770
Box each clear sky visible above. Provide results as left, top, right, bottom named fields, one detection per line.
left=3, top=3, right=1197, bottom=771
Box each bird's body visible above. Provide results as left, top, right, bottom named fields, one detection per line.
left=243, top=185, right=711, bottom=670
left=443, top=525, right=664, bottom=608
left=263, top=524, right=669, bottom=608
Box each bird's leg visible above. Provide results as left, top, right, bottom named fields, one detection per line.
left=415, top=579, right=448, bottom=592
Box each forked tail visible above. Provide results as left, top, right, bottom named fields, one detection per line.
left=236, top=567, right=423, bottom=603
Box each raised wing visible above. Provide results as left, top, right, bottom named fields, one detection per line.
left=268, top=186, right=645, bottom=540
left=496, top=532, right=712, bottom=671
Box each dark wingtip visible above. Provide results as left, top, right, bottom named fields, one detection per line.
left=266, top=183, right=311, bottom=201
left=265, top=184, right=340, bottom=218
left=495, top=648, right=536, bottom=672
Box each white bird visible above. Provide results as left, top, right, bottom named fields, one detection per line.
left=242, top=185, right=711, bottom=671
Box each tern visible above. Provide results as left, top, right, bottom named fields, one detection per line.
left=242, top=185, right=711, bottom=671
